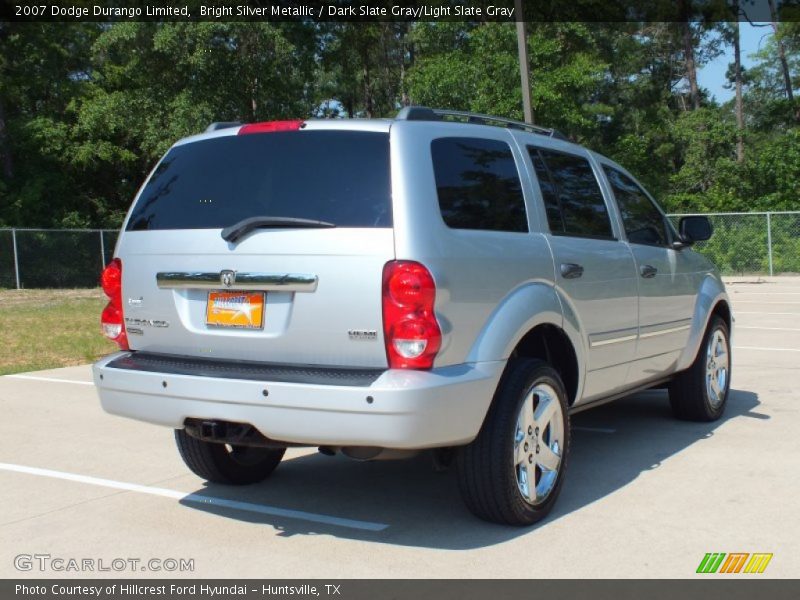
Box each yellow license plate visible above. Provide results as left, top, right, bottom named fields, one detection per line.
left=206, top=291, right=265, bottom=329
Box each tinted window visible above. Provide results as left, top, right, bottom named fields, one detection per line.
left=603, top=167, right=668, bottom=246
left=529, top=147, right=614, bottom=239
left=431, top=137, right=527, bottom=232
left=529, top=149, right=564, bottom=233
left=127, top=131, right=391, bottom=231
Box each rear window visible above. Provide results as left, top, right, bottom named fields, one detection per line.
left=431, top=137, right=528, bottom=233
left=126, top=131, right=391, bottom=231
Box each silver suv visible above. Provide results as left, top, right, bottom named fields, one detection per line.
left=93, top=107, right=732, bottom=525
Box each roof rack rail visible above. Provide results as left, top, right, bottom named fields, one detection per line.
left=205, top=121, right=243, bottom=133
left=395, top=106, right=569, bottom=141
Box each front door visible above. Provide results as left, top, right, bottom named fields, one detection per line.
left=601, top=165, right=696, bottom=384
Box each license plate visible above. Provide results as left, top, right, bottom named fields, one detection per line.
left=206, top=291, right=265, bottom=329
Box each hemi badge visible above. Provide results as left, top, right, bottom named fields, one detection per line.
left=348, top=330, right=377, bottom=341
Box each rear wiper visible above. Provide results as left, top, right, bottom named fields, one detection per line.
left=221, top=216, right=336, bottom=243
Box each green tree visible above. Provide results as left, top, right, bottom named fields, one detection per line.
left=0, top=23, right=100, bottom=227
left=318, top=23, right=411, bottom=117
left=408, top=23, right=610, bottom=138
left=2, top=19, right=800, bottom=233
left=0, top=22, right=318, bottom=227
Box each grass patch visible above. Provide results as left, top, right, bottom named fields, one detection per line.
left=0, top=289, right=118, bottom=375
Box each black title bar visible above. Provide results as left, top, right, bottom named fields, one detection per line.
left=4, top=580, right=800, bottom=600
left=2, top=0, right=800, bottom=22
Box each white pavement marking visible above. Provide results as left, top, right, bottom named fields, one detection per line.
left=734, top=312, right=800, bottom=315
left=4, top=375, right=94, bottom=386
left=572, top=426, right=617, bottom=434
left=0, top=463, right=389, bottom=532
left=734, top=345, right=800, bottom=353
left=736, top=326, right=800, bottom=332
left=733, top=301, right=800, bottom=304
left=731, top=292, right=800, bottom=295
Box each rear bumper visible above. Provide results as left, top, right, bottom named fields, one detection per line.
left=93, top=352, right=505, bottom=449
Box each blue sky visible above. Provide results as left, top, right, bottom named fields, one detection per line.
left=698, top=22, right=773, bottom=103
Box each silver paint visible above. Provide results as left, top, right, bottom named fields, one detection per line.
left=97, top=117, right=732, bottom=449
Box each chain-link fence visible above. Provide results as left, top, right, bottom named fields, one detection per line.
left=667, top=212, right=800, bottom=276
left=0, top=229, right=119, bottom=289
left=0, top=213, right=798, bottom=288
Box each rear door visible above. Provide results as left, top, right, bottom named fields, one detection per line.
left=116, top=124, right=394, bottom=368
left=525, top=146, right=639, bottom=402
left=600, top=164, right=696, bottom=382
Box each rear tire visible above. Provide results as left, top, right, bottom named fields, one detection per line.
left=668, top=316, right=731, bottom=422
left=174, top=429, right=285, bottom=485
left=456, top=359, right=570, bottom=526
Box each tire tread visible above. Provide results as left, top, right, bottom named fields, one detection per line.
left=669, top=316, right=730, bottom=422
left=174, top=429, right=284, bottom=485
left=456, top=358, right=570, bottom=525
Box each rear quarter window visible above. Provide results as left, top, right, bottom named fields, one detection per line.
left=126, top=131, right=392, bottom=231
left=431, top=137, right=528, bottom=233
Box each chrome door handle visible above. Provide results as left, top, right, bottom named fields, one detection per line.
left=640, top=265, right=658, bottom=279
left=560, top=263, right=584, bottom=279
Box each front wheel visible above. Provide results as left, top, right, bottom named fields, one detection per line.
left=174, top=429, right=285, bottom=485
left=456, top=359, right=570, bottom=526
left=668, top=316, right=731, bottom=422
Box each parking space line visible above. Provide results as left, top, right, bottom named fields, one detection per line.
left=4, top=375, right=94, bottom=386
left=734, top=345, right=800, bottom=353
left=733, top=301, right=800, bottom=304
left=736, top=326, right=800, bottom=331
left=733, top=312, right=800, bottom=315
left=0, top=462, right=389, bottom=532
left=731, top=292, right=800, bottom=295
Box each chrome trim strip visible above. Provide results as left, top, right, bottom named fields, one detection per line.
left=589, top=320, right=692, bottom=348
left=639, top=318, right=692, bottom=334
left=156, top=271, right=318, bottom=292
left=638, top=324, right=691, bottom=339
left=589, top=334, right=638, bottom=348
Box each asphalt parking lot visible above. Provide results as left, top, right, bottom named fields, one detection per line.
left=1, top=277, right=798, bottom=579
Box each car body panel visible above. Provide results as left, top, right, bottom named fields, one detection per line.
left=95, top=116, right=731, bottom=450
left=390, top=121, right=558, bottom=368
left=117, top=228, right=394, bottom=368
left=94, top=351, right=505, bottom=449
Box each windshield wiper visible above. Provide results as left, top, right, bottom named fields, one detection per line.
left=221, top=216, right=336, bottom=243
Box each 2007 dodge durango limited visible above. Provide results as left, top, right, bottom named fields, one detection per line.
left=94, top=107, right=732, bottom=525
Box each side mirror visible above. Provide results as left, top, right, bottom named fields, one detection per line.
left=678, top=216, right=713, bottom=245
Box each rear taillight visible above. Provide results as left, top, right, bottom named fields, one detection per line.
left=382, top=261, right=441, bottom=369
left=100, top=258, right=128, bottom=350
left=238, top=120, right=304, bottom=135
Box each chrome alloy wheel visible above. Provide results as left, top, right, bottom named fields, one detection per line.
left=513, top=383, right=565, bottom=506
left=705, top=328, right=730, bottom=408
